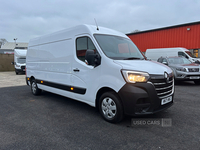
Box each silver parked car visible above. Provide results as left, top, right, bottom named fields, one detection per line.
left=157, top=56, right=200, bottom=84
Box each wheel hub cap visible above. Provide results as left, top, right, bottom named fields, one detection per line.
left=102, top=97, right=117, bottom=119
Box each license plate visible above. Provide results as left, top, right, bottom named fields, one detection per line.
left=161, top=96, right=172, bottom=105
left=190, top=76, right=200, bottom=79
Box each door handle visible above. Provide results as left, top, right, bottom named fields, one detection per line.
left=73, top=68, right=80, bottom=72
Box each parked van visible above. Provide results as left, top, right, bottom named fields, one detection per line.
left=26, top=24, right=174, bottom=123
left=145, top=47, right=200, bottom=62
left=13, top=49, right=27, bottom=74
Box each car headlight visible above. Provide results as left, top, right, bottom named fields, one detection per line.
left=121, top=70, right=149, bottom=83
left=176, top=68, right=187, bottom=72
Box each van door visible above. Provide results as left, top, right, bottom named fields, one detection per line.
left=71, top=35, right=101, bottom=103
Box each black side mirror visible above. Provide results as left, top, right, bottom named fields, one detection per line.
left=85, top=49, right=101, bottom=67
left=11, top=62, right=15, bottom=65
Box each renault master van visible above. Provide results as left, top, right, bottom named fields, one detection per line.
left=26, top=24, right=174, bottom=123
left=146, top=47, right=200, bottom=63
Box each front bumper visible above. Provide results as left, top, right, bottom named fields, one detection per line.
left=118, top=83, right=174, bottom=116
left=175, top=71, right=200, bottom=80
left=15, top=65, right=26, bottom=73
left=15, top=68, right=25, bottom=73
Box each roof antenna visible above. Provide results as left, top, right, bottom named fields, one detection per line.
left=94, top=18, right=99, bottom=30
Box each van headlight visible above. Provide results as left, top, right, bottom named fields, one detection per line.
left=121, top=70, right=149, bottom=83
left=16, top=64, right=20, bottom=67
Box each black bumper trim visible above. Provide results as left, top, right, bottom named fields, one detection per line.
left=15, top=68, right=25, bottom=73
left=118, top=83, right=174, bottom=116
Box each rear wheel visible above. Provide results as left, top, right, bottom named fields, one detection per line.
left=99, top=92, right=124, bottom=123
left=194, top=80, right=200, bottom=85
left=31, top=79, right=41, bottom=95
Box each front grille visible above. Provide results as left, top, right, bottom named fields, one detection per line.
left=21, top=66, right=25, bottom=70
left=188, top=68, right=199, bottom=72
left=150, top=74, right=174, bottom=99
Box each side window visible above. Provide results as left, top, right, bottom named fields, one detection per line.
left=88, top=38, right=96, bottom=50
left=178, top=52, right=189, bottom=59
left=178, top=52, right=185, bottom=57
left=76, top=37, right=97, bottom=62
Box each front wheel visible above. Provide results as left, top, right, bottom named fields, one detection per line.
left=99, top=92, right=124, bottom=123
left=31, top=79, right=41, bottom=95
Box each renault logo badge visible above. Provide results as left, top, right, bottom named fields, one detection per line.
left=164, top=72, right=169, bottom=83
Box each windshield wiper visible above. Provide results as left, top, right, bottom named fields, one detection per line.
left=123, top=57, right=143, bottom=60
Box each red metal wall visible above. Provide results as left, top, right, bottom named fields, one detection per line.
left=127, top=23, right=200, bottom=52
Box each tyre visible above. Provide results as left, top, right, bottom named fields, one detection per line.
left=194, top=80, right=200, bottom=85
left=31, top=79, right=41, bottom=95
left=15, top=71, right=18, bottom=75
left=99, top=92, right=124, bottom=123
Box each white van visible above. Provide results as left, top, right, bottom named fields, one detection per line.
left=145, top=47, right=200, bottom=62
left=26, top=24, right=174, bottom=123
left=13, top=49, right=27, bottom=74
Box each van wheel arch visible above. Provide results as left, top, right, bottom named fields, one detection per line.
left=98, top=91, right=124, bottom=123
left=95, top=87, right=124, bottom=123
left=30, top=76, right=35, bottom=82
left=96, top=87, right=115, bottom=110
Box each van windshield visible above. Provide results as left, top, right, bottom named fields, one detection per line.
left=17, top=58, right=26, bottom=64
left=94, top=34, right=144, bottom=60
